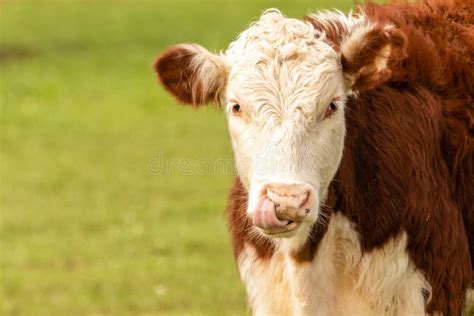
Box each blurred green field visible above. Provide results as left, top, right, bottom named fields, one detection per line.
left=0, top=1, right=353, bottom=315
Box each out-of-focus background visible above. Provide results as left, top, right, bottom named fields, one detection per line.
left=0, top=0, right=367, bottom=315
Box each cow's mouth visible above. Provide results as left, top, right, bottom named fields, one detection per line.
left=252, top=194, right=310, bottom=237
left=257, top=220, right=302, bottom=237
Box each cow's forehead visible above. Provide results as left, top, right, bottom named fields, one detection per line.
left=227, top=58, right=342, bottom=108
left=223, top=10, right=343, bottom=110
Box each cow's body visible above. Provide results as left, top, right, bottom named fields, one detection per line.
left=155, top=0, right=473, bottom=314
left=227, top=1, right=473, bottom=315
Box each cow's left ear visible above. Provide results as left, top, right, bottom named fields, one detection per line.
left=341, top=23, right=407, bottom=92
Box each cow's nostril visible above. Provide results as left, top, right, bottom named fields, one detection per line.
left=299, top=193, right=310, bottom=209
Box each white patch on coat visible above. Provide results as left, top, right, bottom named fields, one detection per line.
left=238, top=213, right=431, bottom=315
left=238, top=248, right=293, bottom=315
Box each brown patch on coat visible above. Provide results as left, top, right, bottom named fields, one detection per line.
left=332, top=85, right=471, bottom=315
left=360, top=3, right=474, bottom=289
left=305, top=3, right=473, bottom=313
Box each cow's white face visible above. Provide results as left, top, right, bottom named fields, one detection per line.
left=223, top=11, right=346, bottom=240
left=155, top=9, right=406, bottom=243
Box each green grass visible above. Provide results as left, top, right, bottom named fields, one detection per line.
left=0, top=0, right=354, bottom=315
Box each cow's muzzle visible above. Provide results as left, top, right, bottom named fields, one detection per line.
left=252, top=183, right=314, bottom=236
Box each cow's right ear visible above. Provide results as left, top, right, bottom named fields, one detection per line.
left=154, top=44, right=228, bottom=107
left=340, top=23, right=407, bottom=92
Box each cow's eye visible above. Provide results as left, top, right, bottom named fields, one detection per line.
left=324, top=102, right=338, bottom=119
left=232, top=104, right=241, bottom=114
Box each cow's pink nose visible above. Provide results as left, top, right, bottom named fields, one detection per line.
left=266, top=183, right=312, bottom=215
left=266, top=183, right=312, bottom=221
left=253, top=183, right=313, bottom=231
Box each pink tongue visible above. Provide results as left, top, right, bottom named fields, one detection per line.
left=253, top=197, right=290, bottom=229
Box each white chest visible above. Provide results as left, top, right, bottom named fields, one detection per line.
left=237, top=214, right=430, bottom=316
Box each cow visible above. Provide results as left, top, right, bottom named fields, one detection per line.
left=154, top=0, right=473, bottom=314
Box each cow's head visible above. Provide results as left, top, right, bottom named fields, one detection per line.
left=154, top=10, right=406, bottom=244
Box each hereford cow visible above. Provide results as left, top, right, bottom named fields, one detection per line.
left=154, top=0, right=473, bottom=314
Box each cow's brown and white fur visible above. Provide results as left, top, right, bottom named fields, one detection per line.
left=154, top=0, right=473, bottom=314
left=238, top=213, right=430, bottom=315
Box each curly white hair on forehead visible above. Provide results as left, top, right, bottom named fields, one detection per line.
left=225, top=9, right=326, bottom=64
